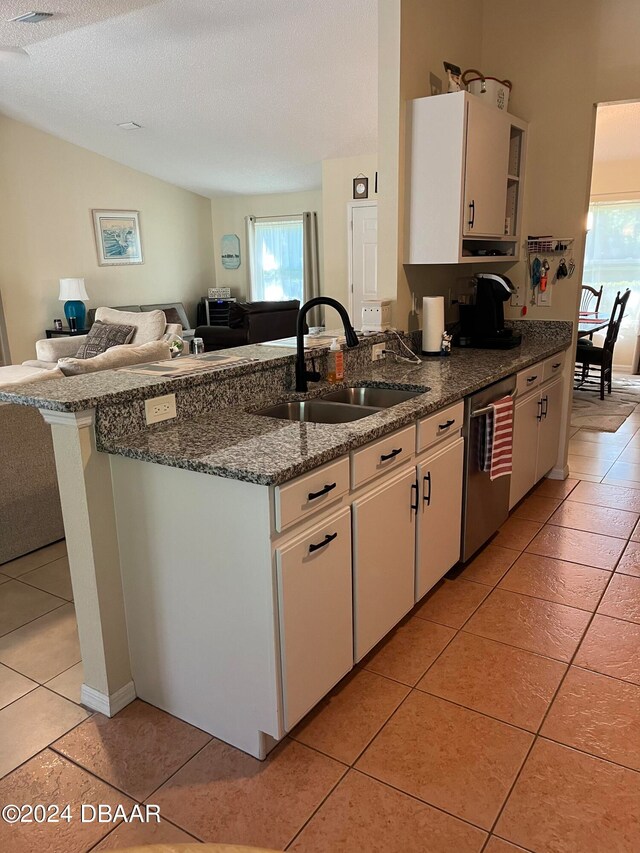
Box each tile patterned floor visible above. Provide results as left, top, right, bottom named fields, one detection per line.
left=3, top=412, right=640, bottom=850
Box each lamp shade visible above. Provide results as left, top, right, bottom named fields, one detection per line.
left=59, top=278, right=89, bottom=301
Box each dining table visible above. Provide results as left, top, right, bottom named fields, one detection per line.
left=577, top=312, right=609, bottom=338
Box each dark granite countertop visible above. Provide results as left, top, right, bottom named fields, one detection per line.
left=99, top=321, right=573, bottom=485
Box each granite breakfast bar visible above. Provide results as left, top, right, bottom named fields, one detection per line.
left=0, top=320, right=573, bottom=757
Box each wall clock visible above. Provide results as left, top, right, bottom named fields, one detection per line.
left=353, top=175, right=369, bottom=199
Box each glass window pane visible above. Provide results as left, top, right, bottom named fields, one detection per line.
left=251, top=218, right=304, bottom=302
left=584, top=200, right=640, bottom=366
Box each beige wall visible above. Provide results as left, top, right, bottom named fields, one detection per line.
left=210, top=190, right=323, bottom=302
left=378, top=0, right=484, bottom=331
left=480, top=0, right=640, bottom=325
left=379, top=0, right=640, bottom=330
left=321, top=154, right=378, bottom=306
left=0, top=114, right=214, bottom=365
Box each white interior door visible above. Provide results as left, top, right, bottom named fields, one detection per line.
left=350, top=203, right=378, bottom=327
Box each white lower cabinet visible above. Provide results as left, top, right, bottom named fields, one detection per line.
left=352, top=465, right=418, bottom=661
left=536, top=377, right=564, bottom=481
left=275, top=506, right=353, bottom=731
left=415, top=437, right=464, bottom=601
left=510, top=374, right=564, bottom=508
left=510, top=392, right=541, bottom=508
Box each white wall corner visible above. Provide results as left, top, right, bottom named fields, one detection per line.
left=547, top=465, right=570, bottom=481
left=80, top=681, right=136, bottom=717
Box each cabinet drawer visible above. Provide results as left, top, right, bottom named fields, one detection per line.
left=274, top=456, right=349, bottom=532
left=351, top=425, right=415, bottom=489
left=542, top=352, right=565, bottom=383
left=516, top=363, right=543, bottom=396
left=276, top=507, right=353, bottom=731
left=416, top=401, right=464, bottom=454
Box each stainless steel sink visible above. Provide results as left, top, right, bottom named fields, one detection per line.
left=321, top=386, right=424, bottom=407
left=254, top=400, right=380, bottom=423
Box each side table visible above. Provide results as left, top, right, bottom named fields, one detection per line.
left=45, top=328, right=89, bottom=339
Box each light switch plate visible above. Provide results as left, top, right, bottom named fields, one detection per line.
left=536, top=285, right=552, bottom=307
left=145, top=393, right=177, bottom=425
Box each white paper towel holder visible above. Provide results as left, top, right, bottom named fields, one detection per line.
left=422, top=296, right=445, bottom=356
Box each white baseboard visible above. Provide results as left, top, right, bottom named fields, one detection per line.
left=547, top=465, right=570, bottom=481
left=80, top=681, right=136, bottom=716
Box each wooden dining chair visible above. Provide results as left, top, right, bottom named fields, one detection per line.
left=580, top=284, right=604, bottom=314
left=575, top=288, right=631, bottom=399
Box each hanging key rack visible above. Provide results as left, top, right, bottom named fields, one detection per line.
left=526, top=236, right=575, bottom=306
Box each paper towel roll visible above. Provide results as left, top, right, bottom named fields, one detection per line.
left=422, top=296, right=445, bottom=354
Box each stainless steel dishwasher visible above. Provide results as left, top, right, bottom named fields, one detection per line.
left=461, top=374, right=516, bottom=562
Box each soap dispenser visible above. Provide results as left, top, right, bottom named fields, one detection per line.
left=327, top=338, right=344, bottom=384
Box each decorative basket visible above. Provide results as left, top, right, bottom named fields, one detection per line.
left=462, top=69, right=512, bottom=111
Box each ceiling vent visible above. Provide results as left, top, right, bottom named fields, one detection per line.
left=9, top=11, right=54, bottom=23
left=117, top=122, right=142, bottom=130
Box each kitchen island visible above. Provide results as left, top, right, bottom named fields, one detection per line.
left=1, top=320, right=572, bottom=757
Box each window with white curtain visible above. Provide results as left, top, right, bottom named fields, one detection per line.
left=584, top=198, right=640, bottom=367
left=248, top=215, right=304, bottom=302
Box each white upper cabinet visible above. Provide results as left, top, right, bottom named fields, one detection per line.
left=462, top=97, right=511, bottom=237
left=405, top=91, right=527, bottom=265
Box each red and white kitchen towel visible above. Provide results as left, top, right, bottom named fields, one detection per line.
left=480, top=395, right=514, bottom=480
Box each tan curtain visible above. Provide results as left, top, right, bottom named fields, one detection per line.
left=0, top=291, right=10, bottom=366
left=303, top=211, right=322, bottom=326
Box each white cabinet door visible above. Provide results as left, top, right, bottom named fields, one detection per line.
left=463, top=97, right=511, bottom=237
left=536, top=378, right=563, bottom=481
left=415, top=437, right=464, bottom=601
left=509, top=393, right=541, bottom=509
left=276, top=507, right=353, bottom=731
left=352, top=466, right=417, bottom=661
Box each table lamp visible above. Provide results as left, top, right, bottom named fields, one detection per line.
left=59, top=278, right=89, bottom=330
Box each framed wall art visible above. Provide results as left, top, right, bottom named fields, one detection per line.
left=221, top=233, right=241, bottom=269
left=92, top=209, right=144, bottom=266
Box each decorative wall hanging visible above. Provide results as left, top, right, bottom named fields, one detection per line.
left=221, top=234, right=241, bottom=269
left=353, top=175, right=369, bottom=200
left=92, top=210, right=143, bottom=266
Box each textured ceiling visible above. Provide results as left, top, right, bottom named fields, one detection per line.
left=0, top=0, right=378, bottom=196
left=0, top=1, right=162, bottom=46
left=594, top=101, right=640, bottom=162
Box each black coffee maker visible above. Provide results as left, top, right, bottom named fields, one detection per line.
left=458, top=273, right=522, bottom=349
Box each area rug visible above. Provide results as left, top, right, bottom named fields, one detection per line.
left=572, top=376, right=640, bottom=432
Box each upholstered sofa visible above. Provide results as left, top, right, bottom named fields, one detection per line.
left=195, top=299, right=302, bottom=351
left=86, top=301, right=194, bottom=339
left=26, top=307, right=181, bottom=370
left=0, top=308, right=176, bottom=563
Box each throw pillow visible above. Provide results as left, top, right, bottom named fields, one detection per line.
left=162, top=306, right=183, bottom=327
left=58, top=340, right=171, bottom=376
left=95, top=307, right=166, bottom=344
left=228, top=302, right=248, bottom=328
left=75, top=321, right=135, bottom=359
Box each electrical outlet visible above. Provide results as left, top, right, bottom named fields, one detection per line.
left=144, top=393, right=177, bottom=425
left=371, top=343, right=386, bottom=362
left=510, top=280, right=526, bottom=308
